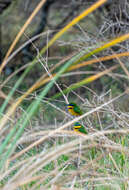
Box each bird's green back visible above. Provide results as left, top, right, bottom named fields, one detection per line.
left=73, top=104, right=83, bottom=115
left=78, top=126, right=87, bottom=134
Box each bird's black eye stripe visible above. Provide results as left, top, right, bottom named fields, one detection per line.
left=74, top=126, right=81, bottom=129
left=68, top=106, right=73, bottom=109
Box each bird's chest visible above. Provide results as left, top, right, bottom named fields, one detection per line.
left=68, top=108, right=80, bottom=116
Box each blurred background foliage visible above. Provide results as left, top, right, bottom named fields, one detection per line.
left=1, top=1, right=129, bottom=108
left=0, top=0, right=129, bottom=125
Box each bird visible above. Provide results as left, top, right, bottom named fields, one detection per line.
left=67, top=102, right=83, bottom=116
left=73, top=122, right=87, bottom=134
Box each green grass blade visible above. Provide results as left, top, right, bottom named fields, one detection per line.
left=52, top=65, right=119, bottom=99
left=0, top=64, right=33, bottom=115
left=0, top=52, right=83, bottom=170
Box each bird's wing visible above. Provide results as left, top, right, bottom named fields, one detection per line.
left=74, top=106, right=82, bottom=114
left=79, top=127, right=87, bottom=134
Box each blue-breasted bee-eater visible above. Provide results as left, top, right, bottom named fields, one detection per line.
left=73, top=122, right=87, bottom=134
left=67, top=102, right=83, bottom=116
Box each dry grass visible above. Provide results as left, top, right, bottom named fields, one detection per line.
left=0, top=90, right=129, bottom=189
